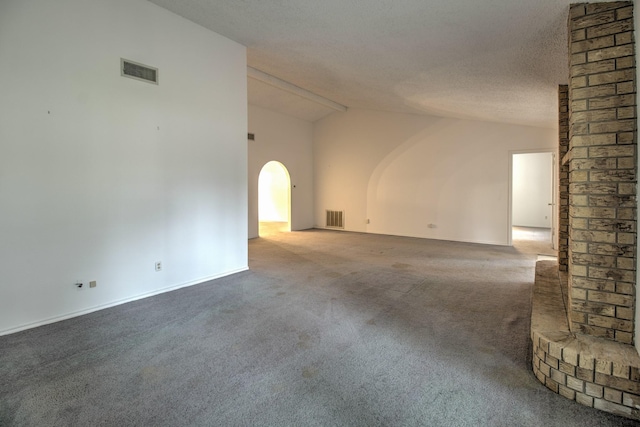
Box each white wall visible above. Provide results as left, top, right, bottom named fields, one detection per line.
left=248, top=105, right=314, bottom=238
left=0, top=0, right=248, bottom=334
left=314, top=109, right=556, bottom=245
left=512, top=152, right=553, bottom=228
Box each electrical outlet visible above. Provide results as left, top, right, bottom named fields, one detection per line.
left=89, top=281, right=97, bottom=288
left=155, top=261, right=162, bottom=272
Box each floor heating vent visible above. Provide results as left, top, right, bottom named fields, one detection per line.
left=326, top=210, right=344, bottom=229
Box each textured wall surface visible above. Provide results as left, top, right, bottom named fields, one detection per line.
left=568, top=1, right=637, bottom=345
left=559, top=85, right=570, bottom=272
left=532, top=261, right=640, bottom=420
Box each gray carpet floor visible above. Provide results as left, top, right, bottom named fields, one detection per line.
left=1, top=228, right=638, bottom=426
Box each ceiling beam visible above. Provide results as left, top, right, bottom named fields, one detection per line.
left=247, top=66, right=348, bottom=113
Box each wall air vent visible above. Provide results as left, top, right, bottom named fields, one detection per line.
left=326, top=210, right=344, bottom=229
left=121, top=58, right=158, bottom=84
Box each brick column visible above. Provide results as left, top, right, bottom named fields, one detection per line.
left=568, top=2, right=637, bottom=344
left=559, top=85, right=570, bottom=272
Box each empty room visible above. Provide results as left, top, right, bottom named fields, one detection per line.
left=1, top=0, right=640, bottom=425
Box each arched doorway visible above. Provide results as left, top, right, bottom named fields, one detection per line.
left=258, top=161, right=291, bottom=236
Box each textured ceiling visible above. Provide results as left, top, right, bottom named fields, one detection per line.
left=147, top=0, right=608, bottom=127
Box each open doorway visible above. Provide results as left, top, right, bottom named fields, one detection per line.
left=258, top=161, right=291, bottom=236
left=511, top=151, right=557, bottom=258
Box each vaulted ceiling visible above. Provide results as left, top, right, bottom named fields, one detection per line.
left=147, top=0, right=602, bottom=127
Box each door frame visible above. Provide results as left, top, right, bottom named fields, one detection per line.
left=258, top=160, right=292, bottom=234
left=508, top=149, right=558, bottom=249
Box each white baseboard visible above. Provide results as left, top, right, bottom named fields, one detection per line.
left=0, top=266, right=249, bottom=337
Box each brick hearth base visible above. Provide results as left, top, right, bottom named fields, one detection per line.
left=532, top=261, right=640, bottom=420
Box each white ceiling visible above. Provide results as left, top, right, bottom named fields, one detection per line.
left=147, top=0, right=602, bottom=127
